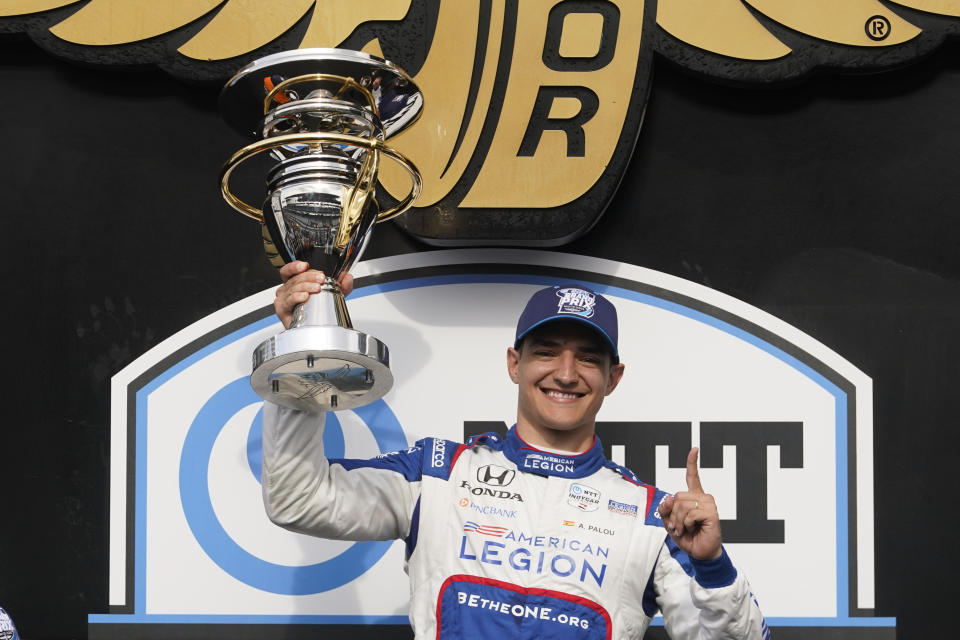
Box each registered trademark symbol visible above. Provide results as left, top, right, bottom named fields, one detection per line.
left=865, top=15, right=891, bottom=41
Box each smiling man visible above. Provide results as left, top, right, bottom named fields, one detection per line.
left=262, top=264, right=769, bottom=640
left=509, top=285, right=625, bottom=453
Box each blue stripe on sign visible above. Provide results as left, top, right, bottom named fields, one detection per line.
left=135, top=315, right=277, bottom=612
left=88, top=614, right=896, bottom=627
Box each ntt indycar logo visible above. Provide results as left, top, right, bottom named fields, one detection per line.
left=567, top=484, right=601, bottom=512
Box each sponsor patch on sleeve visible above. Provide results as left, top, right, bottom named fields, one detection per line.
left=645, top=489, right=671, bottom=527
left=422, top=438, right=464, bottom=480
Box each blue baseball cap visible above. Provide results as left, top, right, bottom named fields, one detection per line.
left=514, top=285, right=619, bottom=363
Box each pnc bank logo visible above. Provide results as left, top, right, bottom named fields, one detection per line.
left=3, top=1, right=960, bottom=245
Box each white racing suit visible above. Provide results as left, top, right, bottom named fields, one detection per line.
left=262, top=403, right=770, bottom=639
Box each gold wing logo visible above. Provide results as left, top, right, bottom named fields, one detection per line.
left=1, top=1, right=411, bottom=59
left=3, top=0, right=959, bottom=244
left=656, top=0, right=960, bottom=80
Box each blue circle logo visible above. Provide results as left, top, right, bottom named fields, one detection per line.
left=179, top=376, right=407, bottom=595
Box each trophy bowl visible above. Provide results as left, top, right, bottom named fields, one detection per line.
left=218, top=48, right=423, bottom=412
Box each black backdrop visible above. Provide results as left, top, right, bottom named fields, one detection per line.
left=1, top=33, right=958, bottom=639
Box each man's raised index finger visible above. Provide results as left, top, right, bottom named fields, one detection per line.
left=686, top=447, right=704, bottom=493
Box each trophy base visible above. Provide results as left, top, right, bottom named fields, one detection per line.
left=250, top=325, right=393, bottom=413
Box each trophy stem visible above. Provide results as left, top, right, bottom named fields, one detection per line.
left=290, top=281, right=354, bottom=330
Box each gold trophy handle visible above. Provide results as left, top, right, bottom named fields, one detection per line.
left=218, top=132, right=422, bottom=223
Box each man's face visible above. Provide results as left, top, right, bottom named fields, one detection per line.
left=507, top=322, right=625, bottom=437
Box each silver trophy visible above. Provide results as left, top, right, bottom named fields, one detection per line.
left=219, top=48, right=423, bottom=412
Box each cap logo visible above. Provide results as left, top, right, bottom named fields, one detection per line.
left=556, top=288, right=596, bottom=318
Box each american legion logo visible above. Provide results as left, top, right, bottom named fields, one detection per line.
left=3, top=0, right=960, bottom=246
left=89, top=249, right=893, bottom=638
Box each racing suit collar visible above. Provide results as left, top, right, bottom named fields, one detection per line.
left=502, top=425, right=607, bottom=479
